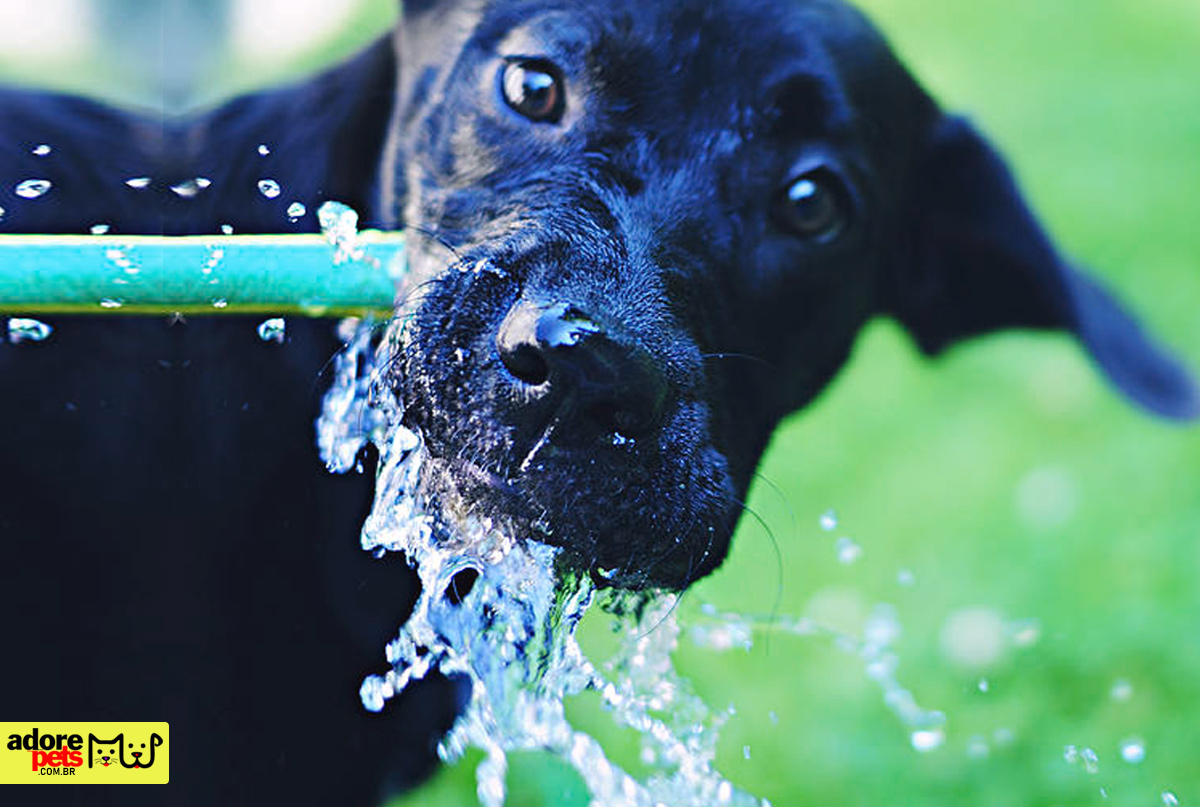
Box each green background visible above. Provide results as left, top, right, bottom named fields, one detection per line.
left=6, top=1, right=1197, bottom=805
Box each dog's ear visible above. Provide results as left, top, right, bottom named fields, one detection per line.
left=882, top=114, right=1198, bottom=421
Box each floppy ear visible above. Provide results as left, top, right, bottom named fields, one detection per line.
left=883, top=114, right=1198, bottom=421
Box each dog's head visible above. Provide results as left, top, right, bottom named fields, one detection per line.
left=375, top=0, right=1197, bottom=588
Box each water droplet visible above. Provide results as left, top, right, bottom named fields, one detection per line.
left=1118, top=737, right=1145, bottom=764
left=1162, top=792, right=1179, bottom=806
left=392, top=427, right=420, bottom=454
left=257, top=143, right=271, bottom=156
left=897, top=568, right=916, bottom=587
left=835, top=536, right=861, bottom=564
left=90, top=223, right=110, bottom=235
left=977, top=678, right=989, bottom=693
left=212, top=298, right=228, bottom=309
left=286, top=201, right=306, bottom=221
left=911, top=728, right=945, bottom=753
left=258, top=179, right=281, bottom=199
left=318, top=200, right=363, bottom=263
left=992, top=727, right=1015, bottom=747
left=99, top=298, right=122, bottom=309
left=1015, top=466, right=1078, bottom=529
left=359, top=674, right=390, bottom=713
left=1100, top=786, right=1109, bottom=799
left=1110, top=678, right=1133, bottom=702
left=1063, top=744, right=1079, bottom=764
left=768, top=711, right=779, bottom=725
left=169, top=177, right=212, bottom=198
left=221, top=224, right=234, bottom=235
left=7, top=318, right=52, bottom=344
left=257, top=318, right=286, bottom=344
left=966, top=735, right=989, bottom=760
left=15, top=179, right=52, bottom=199
left=819, top=509, right=838, bottom=531
left=32, top=144, right=51, bottom=156
left=0, top=206, right=5, bottom=220
left=941, top=607, right=1006, bottom=668
left=1007, top=617, right=1042, bottom=648
left=124, top=177, right=151, bottom=189
left=612, top=432, right=631, bottom=447
left=742, top=745, right=751, bottom=760
left=1081, top=746, right=1099, bottom=774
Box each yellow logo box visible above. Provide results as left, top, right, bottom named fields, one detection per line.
left=1, top=723, right=168, bottom=784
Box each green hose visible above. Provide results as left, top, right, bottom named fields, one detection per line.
left=0, top=233, right=405, bottom=317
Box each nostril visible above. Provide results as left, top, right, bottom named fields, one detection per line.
left=500, top=343, right=550, bottom=386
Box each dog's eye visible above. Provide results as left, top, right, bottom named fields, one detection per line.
left=501, top=59, right=565, bottom=123
left=776, top=170, right=847, bottom=241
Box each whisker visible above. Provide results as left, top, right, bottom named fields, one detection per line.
left=700, top=351, right=776, bottom=371
left=731, top=495, right=783, bottom=652
left=405, top=223, right=465, bottom=264
left=752, top=471, right=797, bottom=547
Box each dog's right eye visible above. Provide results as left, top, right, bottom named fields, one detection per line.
left=501, top=59, right=565, bottom=123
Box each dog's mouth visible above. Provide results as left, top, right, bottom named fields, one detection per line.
left=403, top=410, right=737, bottom=590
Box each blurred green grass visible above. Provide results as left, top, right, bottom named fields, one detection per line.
left=389, top=1, right=1200, bottom=806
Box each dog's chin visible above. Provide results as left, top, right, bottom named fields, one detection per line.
left=409, top=438, right=738, bottom=591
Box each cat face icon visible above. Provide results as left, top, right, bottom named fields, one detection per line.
left=92, top=744, right=118, bottom=767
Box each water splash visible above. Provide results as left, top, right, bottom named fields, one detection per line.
left=257, top=318, right=286, bottom=344
left=1118, top=737, right=1145, bottom=764
left=1064, top=744, right=1100, bottom=774
left=1110, top=678, right=1133, bottom=702
left=170, top=177, right=212, bottom=198
left=315, top=318, right=385, bottom=474
left=690, top=601, right=945, bottom=753
left=835, top=536, right=862, bottom=565
left=7, top=318, right=52, bottom=344
left=317, top=200, right=365, bottom=264
left=819, top=509, right=838, bottom=531
left=15, top=179, right=52, bottom=199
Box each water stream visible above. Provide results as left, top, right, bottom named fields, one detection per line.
left=315, top=309, right=950, bottom=807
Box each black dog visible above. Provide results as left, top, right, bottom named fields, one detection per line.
left=1, top=1, right=1194, bottom=804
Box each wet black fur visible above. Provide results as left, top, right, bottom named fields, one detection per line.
left=1, top=1, right=1195, bottom=804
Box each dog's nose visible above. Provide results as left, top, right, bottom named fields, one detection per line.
left=497, top=301, right=667, bottom=438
